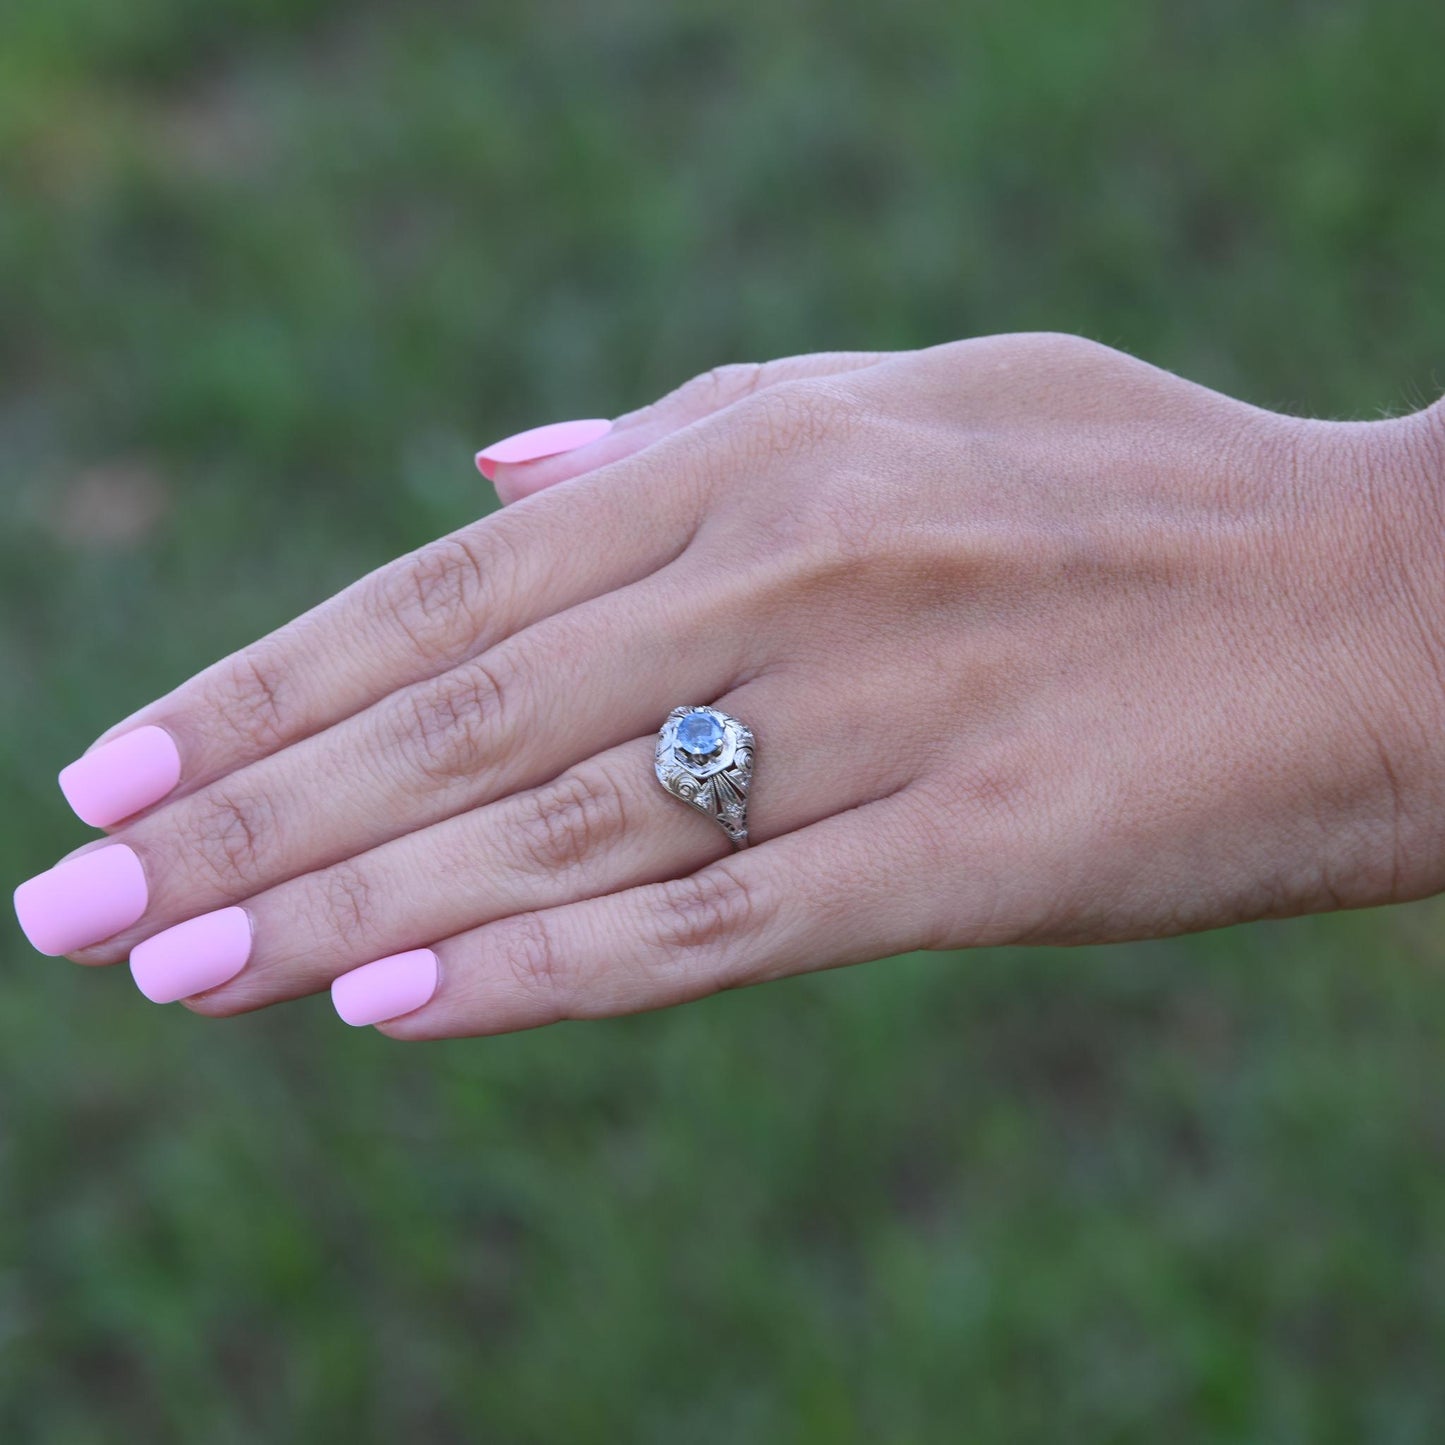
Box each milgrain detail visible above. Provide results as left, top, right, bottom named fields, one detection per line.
left=653, top=706, right=755, bottom=848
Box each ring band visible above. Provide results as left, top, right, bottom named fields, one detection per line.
left=654, top=706, right=755, bottom=849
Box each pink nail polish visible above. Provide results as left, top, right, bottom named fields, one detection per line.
left=13, top=845, right=148, bottom=956
left=475, top=418, right=612, bottom=480
left=129, top=905, right=252, bottom=1004
left=59, top=725, right=182, bottom=828
left=331, top=948, right=439, bottom=1026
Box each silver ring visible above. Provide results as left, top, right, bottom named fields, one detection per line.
left=654, top=705, right=755, bottom=849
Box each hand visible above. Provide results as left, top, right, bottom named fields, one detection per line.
left=14, top=334, right=1445, bottom=1036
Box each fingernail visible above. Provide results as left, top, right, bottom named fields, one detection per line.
left=331, top=948, right=439, bottom=1027
left=13, top=845, right=148, bottom=956
left=129, top=905, right=252, bottom=1004
left=59, top=725, right=183, bottom=828
left=475, top=418, right=612, bottom=480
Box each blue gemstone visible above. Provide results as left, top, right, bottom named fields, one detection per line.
left=676, top=711, right=725, bottom=757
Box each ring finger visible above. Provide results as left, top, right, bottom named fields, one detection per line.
left=64, top=562, right=760, bottom=966
left=129, top=673, right=918, bottom=1012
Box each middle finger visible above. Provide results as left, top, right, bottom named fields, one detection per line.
left=72, top=565, right=750, bottom=965
left=138, top=671, right=919, bottom=1012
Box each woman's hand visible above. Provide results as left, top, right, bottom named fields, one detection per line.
left=14, top=334, right=1445, bottom=1035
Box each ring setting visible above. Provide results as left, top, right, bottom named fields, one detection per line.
left=654, top=705, right=755, bottom=848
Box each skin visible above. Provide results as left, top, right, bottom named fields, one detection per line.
left=61, top=333, right=1445, bottom=1037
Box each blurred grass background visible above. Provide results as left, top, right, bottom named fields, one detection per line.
left=3, top=1, right=1445, bottom=1439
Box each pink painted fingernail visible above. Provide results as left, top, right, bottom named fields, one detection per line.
left=129, top=905, right=252, bottom=1004
left=475, top=418, right=612, bottom=480
left=59, top=725, right=182, bottom=828
left=14, top=845, right=148, bottom=956
left=331, top=948, right=439, bottom=1027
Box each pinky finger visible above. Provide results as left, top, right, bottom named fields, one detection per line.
left=348, top=789, right=938, bottom=1039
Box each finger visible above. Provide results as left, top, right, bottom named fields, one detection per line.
left=161, top=738, right=711, bottom=1010
left=74, top=565, right=745, bottom=965
left=73, top=442, right=710, bottom=825
left=133, top=667, right=922, bottom=1014
left=485, top=352, right=894, bottom=505
left=373, top=788, right=938, bottom=1039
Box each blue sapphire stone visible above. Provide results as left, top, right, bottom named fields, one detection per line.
left=676, top=711, right=725, bottom=758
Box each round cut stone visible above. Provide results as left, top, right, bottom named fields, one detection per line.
left=676, top=711, right=725, bottom=758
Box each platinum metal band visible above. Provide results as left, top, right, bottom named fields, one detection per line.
left=653, top=705, right=755, bottom=849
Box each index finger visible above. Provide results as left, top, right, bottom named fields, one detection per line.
left=61, top=446, right=709, bottom=828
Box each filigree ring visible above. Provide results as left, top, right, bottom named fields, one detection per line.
left=653, top=706, right=755, bottom=849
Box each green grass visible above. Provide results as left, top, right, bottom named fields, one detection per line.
left=3, top=1, right=1445, bottom=1439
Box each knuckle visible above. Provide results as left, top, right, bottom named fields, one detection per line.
left=644, top=860, right=771, bottom=957
left=497, top=911, right=572, bottom=1015
left=211, top=649, right=291, bottom=752
left=919, top=331, right=1117, bottom=395
left=1022, top=329, right=1108, bottom=360
left=705, top=360, right=770, bottom=403
left=318, top=860, right=378, bottom=954
left=380, top=532, right=492, bottom=667
left=673, top=360, right=769, bottom=413
left=1014, top=330, right=1123, bottom=383
left=508, top=766, right=630, bottom=877
left=731, top=378, right=855, bottom=464
left=391, top=654, right=514, bottom=786
left=182, top=786, right=279, bottom=891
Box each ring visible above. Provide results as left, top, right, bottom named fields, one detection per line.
left=654, top=705, right=755, bottom=849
